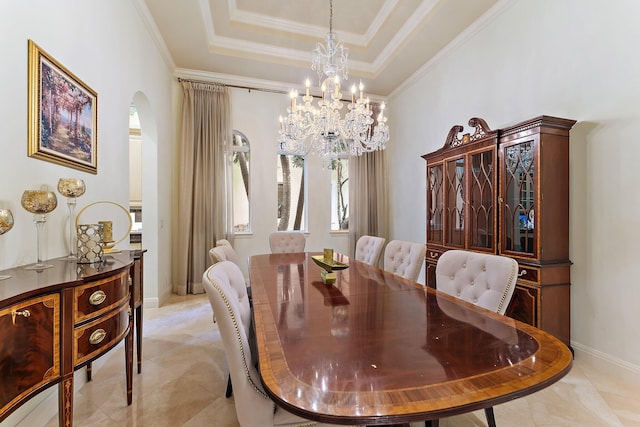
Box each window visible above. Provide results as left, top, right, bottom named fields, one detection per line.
left=230, top=131, right=250, bottom=233
left=330, top=158, right=349, bottom=231
left=276, top=154, right=306, bottom=231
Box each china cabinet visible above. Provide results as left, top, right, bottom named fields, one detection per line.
left=423, top=116, right=575, bottom=347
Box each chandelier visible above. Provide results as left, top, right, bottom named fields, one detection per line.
left=277, top=0, right=389, bottom=162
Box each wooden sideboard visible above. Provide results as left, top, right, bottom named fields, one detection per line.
left=0, top=250, right=145, bottom=426
left=422, top=116, right=575, bottom=348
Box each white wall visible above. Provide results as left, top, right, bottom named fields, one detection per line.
left=0, top=1, right=174, bottom=424
left=229, top=88, right=349, bottom=279
left=388, top=0, right=640, bottom=382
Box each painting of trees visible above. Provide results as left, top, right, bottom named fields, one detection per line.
left=28, top=40, right=97, bottom=173
left=40, top=61, right=93, bottom=161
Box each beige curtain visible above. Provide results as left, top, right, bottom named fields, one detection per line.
left=348, top=103, right=389, bottom=262
left=175, top=81, right=230, bottom=295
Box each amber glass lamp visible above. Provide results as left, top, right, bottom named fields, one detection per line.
left=57, top=178, right=86, bottom=259
left=0, top=208, right=14, bottom=280
left=21, top=186, right=58, bottom=270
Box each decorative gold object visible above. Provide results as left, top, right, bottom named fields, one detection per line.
left=0, top=208, right=14, bottom=235
left=76, top=223, right=104, bottom=264
left=0, top=208, right=14, bottom=280
left=76, top=202, right=132, bottom=254
left=21, top=187, right=58, bottom=270
left=311, top=254, right=348, bottom=285
left=58, top=178, right=86, bottom=260
left=98, top=220, right=114, bottom=249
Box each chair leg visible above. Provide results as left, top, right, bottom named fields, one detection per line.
left=425, top=420, right=439, bottom=427
left=225, top=374, right=233, bottom=398
left=484, top=407, right=496, bottom=427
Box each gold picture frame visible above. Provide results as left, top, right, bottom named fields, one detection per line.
left=28, top=40, right=98, bottom=174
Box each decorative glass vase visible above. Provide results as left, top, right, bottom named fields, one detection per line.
left=21, top=187, right=58, bottom=270
left=0, top=208, right=14, bottom=280
left=57, top=178, right=86, bottom=260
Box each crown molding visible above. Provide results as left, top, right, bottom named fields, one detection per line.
left=390, top=0, right=515, bottom=99
left=227, top=0, right=404, bottom=47
left=132, top=0, right=176, bottom=71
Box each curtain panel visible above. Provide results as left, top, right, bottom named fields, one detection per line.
left=175, top=81, right=231, bottom=295
left=348, top=102, right=389, bottom=265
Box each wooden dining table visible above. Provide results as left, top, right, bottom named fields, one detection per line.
left=249, top=252, right=572, bottom=426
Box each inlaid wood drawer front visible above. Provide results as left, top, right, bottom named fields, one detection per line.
left=516, top=266, right=539, bottom=284
left=74, top=271, right=128, bottom=324
left=74, top=304, right=129, bottom=365
left=0, top=294, right=60, bottom=415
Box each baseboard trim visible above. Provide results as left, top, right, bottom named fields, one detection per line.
left=572, top=341, right=640, bottom=387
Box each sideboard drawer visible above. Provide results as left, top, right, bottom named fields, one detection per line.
left=74, top=271, right=129, bottom=324
left=73, top=303, right=129, bottom=365
left=0, top=294, right=60, bottom=416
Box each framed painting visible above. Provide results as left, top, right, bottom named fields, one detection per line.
left=28, top=40, right=98, bottom=174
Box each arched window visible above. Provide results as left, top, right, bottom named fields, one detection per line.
left=230, top=130, right=250, bottom=232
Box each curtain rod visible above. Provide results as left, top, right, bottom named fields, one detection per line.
left=176, top=77, right=287, bottom=95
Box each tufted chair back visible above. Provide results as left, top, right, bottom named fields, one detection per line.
left=355, top=235, right=386, bottom=266
left=435, top=250, right=518, bottom=315
left=216, top=238, right=232, bottom=247
left=209, top=244, right=241, bottom=267
left=383, top=240, right=426, bottom=281
left=268, top=231, right=306, bottom=253
left=203, top=261, right=346, bottom=427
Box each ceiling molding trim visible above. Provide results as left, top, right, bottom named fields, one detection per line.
left=174, top=67, right=388, bottom=101
left=176, top=68, right=295, bottom=93
left=389, top=0, right=515, bottom=99
left=226, top=0, right=367, bottom=46
left=369, top=0, right=439, bottom=74
left=132, top=0, right=175, bottom=71
left=199, top=0, right=217, bottom=43
left=207, top=35, right=376, bottom=75
left=362, top=0, right=401, bottom=43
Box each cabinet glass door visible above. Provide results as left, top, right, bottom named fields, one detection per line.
left=445, top=157, right=465, bottom=247
left=502, top=140, right=535, bottom=255
left=469, top=149, right=495, bottom=250
left=426, top=164, right=443, bottom=244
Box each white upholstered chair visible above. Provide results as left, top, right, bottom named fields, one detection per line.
left=216, top=238, right=232, bottom=247
left=354, top=235, right=386, bottom=266
left=435, top=249, right=518, bottom=315
left=209, top=244, right=240, bottom=266
left=202, top=261, right=345, bottom=427
left=268, top=231, right=306, bottom=253
left=429, top=249, right=519, bottom=427
left=382, top=240, right=426, bottom=281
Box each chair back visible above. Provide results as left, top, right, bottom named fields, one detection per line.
left=355, top=235, right=386, bottom=266
left=202, top=262, right=275, bottom=426
left=435, top=249, right=518, bottom=315
left=268, top=231, right=306, bottom=253
left=383, top=240, right=426, bottom=281
left=209, top=244, right=240, bottom=266
left=216, top=238, right=232, bottom=247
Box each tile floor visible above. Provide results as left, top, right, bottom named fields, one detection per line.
left=45, top=294, right=640, bottom=427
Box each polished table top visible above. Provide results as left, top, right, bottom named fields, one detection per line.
left=249, top=253, right=572, bottom=425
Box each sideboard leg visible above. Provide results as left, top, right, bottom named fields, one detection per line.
left=59, top=376, right=74, bottom=427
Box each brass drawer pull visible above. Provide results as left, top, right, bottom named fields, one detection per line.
left=429, top=251, right=439, bottom=259
left=518, top=269, right=527, bottom=277
left=11, top=309, right=31, bottom=325
left=89, top=328, right=107, bottom=345
left=89, top=290, right=107, bottom=306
